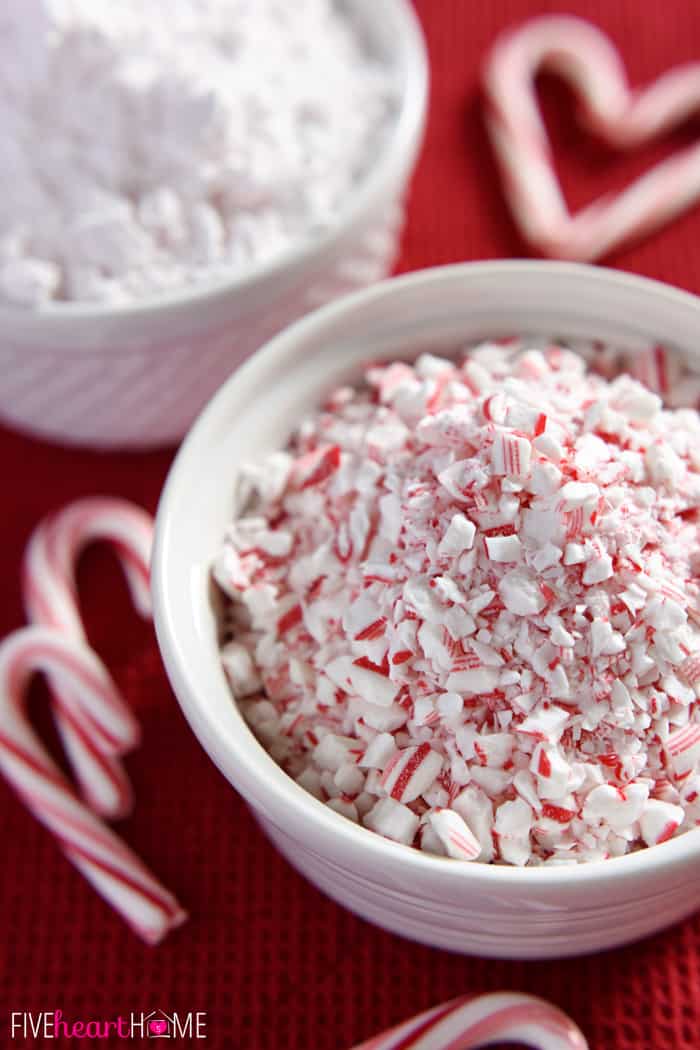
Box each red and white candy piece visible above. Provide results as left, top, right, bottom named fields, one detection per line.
left=0, top=627, right=186, bottom=944
left=364, top=797, right=419, bottom=846
left=665, top=724, right=700, bottom=782
left=679, top=653, right=700, bottom=698
left=491, top=430, right=531, bottom=478
left=380, top=743, right=443, bottom=804
left=429, top=808, right=481, bottom=860
left=640, top=799, right=685, bottom=847
left=350, top=992, right=588, bottom=1050
left=483, top=15, right=700, bottom=261
left=23, top=499, right=153, bottom=817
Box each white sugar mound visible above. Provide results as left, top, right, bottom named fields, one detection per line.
left=0, top=0, right=396, bottom=307
left=215, top=340, right=700, bottom=866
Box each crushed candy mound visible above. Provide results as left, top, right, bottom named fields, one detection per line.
left=214, top=340, right=700, bottom=866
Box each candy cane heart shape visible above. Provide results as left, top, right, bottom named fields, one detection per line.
left=23, top=498, right=153, bottom=818
left=483, top=15, right=700, bottom=262
left=0, top=627, right=186, bottom=944
left=350, top=993, right=588, bottom=1050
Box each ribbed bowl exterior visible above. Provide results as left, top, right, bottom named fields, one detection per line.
left=0, top=207, right=402, bottom=448
left=262, top=816, right=700, bottom=958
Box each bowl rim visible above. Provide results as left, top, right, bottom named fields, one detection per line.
left=153, top=259, right=700, bottom=888
left=0, top=0, right=428, bottom=329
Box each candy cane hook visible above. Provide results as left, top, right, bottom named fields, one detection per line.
left=23, top=499, right=153, bottom=818
left=483, top=15, right=700, bottom=261
left=0, top=626, right=186, bottom=944
left=350, top=992, right=588, bottom=1050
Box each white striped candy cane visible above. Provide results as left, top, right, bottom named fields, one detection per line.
left=0, top=626, right=186, bottom=944
left=483, top=15, right=700, bottom=262
left=350, top=992, right=588, bottom=1050
left=22, top=498, right=153, bottom=818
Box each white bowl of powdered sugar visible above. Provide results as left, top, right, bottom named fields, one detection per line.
left=0, top=0, right=427, bottom=447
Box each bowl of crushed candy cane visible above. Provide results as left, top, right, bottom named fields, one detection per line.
left=153, top=261, right=700, bottom=959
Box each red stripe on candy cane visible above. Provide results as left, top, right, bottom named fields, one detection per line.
left=483, top=15, right=700, bottom=262
left=448, top=831, right=480, bottom=859
left=349, top=992, right=588, bottom=1050
left=278, top=604, right=303, bottom=635
left=352, top=999, right=458, bottom=1050
left=355, top=618, right=388, bottom=642
left=389, top=742, right=431, bottom=802
left=0, top=627, right=186, bottom=945
left=679, top=654, right=700, bottom=685
left=22, top=499, right=152, bottom=818
left=667, top=725, right=700, bottom=756
left=291, top=445, right=341, bottom=490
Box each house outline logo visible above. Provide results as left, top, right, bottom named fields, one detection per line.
left=145, top=1010, right=173, bottom=1038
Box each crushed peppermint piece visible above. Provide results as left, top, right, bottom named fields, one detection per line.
left=364, top=797, right=419, bottom=845
left=218, top=339, right=700, bottom=866
left=428, top=808, right=482, bottom=860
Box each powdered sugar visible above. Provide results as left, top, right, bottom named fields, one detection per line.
left=0, top=0, right=395, bottom=307
left=215, top=338, right=700, bottom=866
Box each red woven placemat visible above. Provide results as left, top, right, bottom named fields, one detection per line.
left=2, top=2, right=700, bottom=1047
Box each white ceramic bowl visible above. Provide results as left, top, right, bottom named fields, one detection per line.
left=152, top=261, right=700, bottom=959
left=0, top=0, right=427, bottom=450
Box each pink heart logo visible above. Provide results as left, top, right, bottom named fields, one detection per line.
left=483, top=15, right=700, bottom=261
left=149, top=1019, right=168, bottom=1035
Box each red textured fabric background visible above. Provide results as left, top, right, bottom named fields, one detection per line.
left=3, top=2, right=700, bottom=1047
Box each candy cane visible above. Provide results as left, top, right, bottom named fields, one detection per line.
left=350, top=992, right=588, bottom=1050
left=483, top=15, right=700, bottom=261
left=0, top=626, right=186, bottom=944
left=23, top=499, right=152, bottom=818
